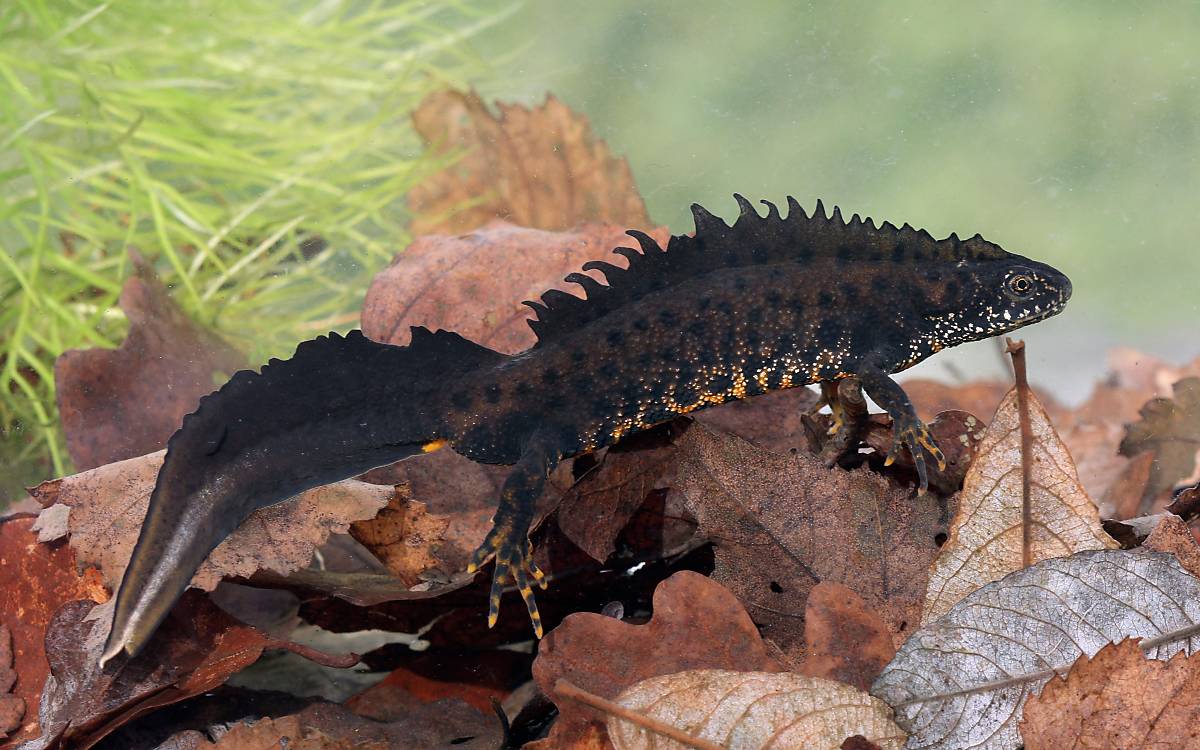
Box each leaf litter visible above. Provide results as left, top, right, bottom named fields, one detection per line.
left=5, top=86, right=1200, bottom=749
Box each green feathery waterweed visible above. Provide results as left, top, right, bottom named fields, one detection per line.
left=0, top=0, right=518, bottom=500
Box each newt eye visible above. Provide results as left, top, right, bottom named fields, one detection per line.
left=1006, top=274, right=1035, bottom=299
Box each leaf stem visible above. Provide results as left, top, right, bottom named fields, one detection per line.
left=1006, top=338, right=1033, bottom=569
left=553, top=678, right=725, bottom=750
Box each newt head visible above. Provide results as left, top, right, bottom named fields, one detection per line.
left=917, top=254, right=1072, bottom=350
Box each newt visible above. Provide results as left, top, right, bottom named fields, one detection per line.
left=101, top=196, right=1072, bottom=665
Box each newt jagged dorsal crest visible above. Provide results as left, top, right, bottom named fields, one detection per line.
left=523, top=195, right=1011, bottom=345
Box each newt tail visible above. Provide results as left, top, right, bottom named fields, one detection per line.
left=103, top=195, right=1071, bottom=665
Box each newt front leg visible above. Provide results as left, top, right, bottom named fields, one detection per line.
left=857, top=360, right=946, bottom=492
left=466, top=429, right=561, bottom=638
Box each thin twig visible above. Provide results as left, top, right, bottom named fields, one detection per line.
left=554, top=678, right=724, bottom=750
left=1005, top=338, right=1034, bottom=568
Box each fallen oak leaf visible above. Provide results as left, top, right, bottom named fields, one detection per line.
left=556, top=420, right=685, bottom=563
left=348, top=486, right=450, bottom=586
left=361, top=222, right=670, bottom=355
left=922, top=378, right=1116, bottom=622
left=184, top=699, right=501, bottom=750
left=1021, top=639, right=1200, bottom=750
left=1120, top=376, right=1200, bottom=509
left=0, top=625, right=22, bottom=741
left=18, top=593, right=353, bottom=750
left=673, top=421, right=953, bottom=658
left=408, top=89, right=650, bottom=236
left=797, top=582, right=896, bottom=691
left=532, top=571, right=783, bottom=748
left=54, top=251, right=244, bottom=471
left=1050, top=348, right=1200, bottom=510
left=872, top=548, right=1200, bottom=750
left=601, top=670, right=905, bottom=750
left=859, top=409, right=987, bottom=493
left=0, top=516, right=107, bottom=747
left=29, top=450, right=394, bottom=593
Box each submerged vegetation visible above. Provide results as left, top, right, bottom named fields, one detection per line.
left=0, top=0, right=514, bottom=497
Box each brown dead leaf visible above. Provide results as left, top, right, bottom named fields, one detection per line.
left=1120, top=376, right=1200, bottom=509
left=797, top=582, right=896, bottom=692
left=922, top=386, right=1117, bottom=622
left=20, top=592, right=351, bottom=750
left=694, top=387, right=818, bottom=455
left=1144, top=512, right=1200, bottom=579
left=1058, top=350, right=1200, bottom=511
left=532, top=571, right=783, bottom=748
left=1167, top=482, right=1200, bottom=522
left=1021, top=639, right=1200, bottom=749
left=0, top=625, right=22, bottom=741
left=609, top=670, right=905, bottom=750
left=54, top=252, right=244, bottom=471
left=557, top=421, right=684, bottom=562
left=201, top=700, right=499, bottom=750
left=673, top=422, right=952, bottom=658
left=347, top=649, right=527, bottom=716
left=348, top=486, right=449, bottom=586
left=902, top=377, right=1067, bottom=425
left=0, top=516, right=106, bottom=747
left=30, top=450, right=393, bottom=592
left=841, top=737, right=884, bottom=750
left=408, top=89, right=650, bottom=236
left=860, top=409, right=988, bottom=492
left=361, top=221, right=670, bottom=354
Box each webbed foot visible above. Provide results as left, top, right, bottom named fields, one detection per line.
left=884, top=414, right=947, bottom=493
left=467, top=516, right=547, bottom=638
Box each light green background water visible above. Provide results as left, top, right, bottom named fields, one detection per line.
left=472, top=1, right=1199, bottom=398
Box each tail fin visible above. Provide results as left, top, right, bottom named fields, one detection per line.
left=102, top=328, right=504, bottom=666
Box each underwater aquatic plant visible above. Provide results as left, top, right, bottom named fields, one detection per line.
left=0, top=0, right=516, bottom=497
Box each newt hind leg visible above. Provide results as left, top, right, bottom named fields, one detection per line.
left=466, top=429, right=561, bottom=638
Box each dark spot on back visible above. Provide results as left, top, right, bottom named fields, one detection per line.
left=709, top=373, right=733, bottom=392
left=571, top=349, right=586, bottom=363
left=836, top=245, right=854, bottom=264
left=766, top=290, right=783, bottom=306
left=871, top=276, right=890, bottom=295
left=541, top=368, right=560, bottom=385
left=450, top=390, right=472, bottom=409
left=698, top=296, right=712, bottom=311
left=632, top=318, right=649, bottom=332
left=658, top=309, right=679, bottom=325
left=515, top=381, right=532, bottom=397
left=839, top=282, right=861, bottom=303
left=891, top=242, right=907, bottom=262
left=606, top=328, right=624, bottom=346
left=485, top=384, right=502, bottom=404
left=817, top=319, right=841, bottom=346
left=818, top=291, right=834, bottom=307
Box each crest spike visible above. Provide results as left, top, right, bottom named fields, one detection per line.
left=564, top=272, right=605, bottom=298
left=786, top=195, right=803, bottom=219
left=733, top=193, right=757, bottom=220
left=625, top=229, right=662, bottom=255
left=814, top=199, right=827, bottom=220
left=760, top=199, right=780, bottom=220
left=830, top=204, right=843, bottom=224
left=690, top=203, right=727, bottom=234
